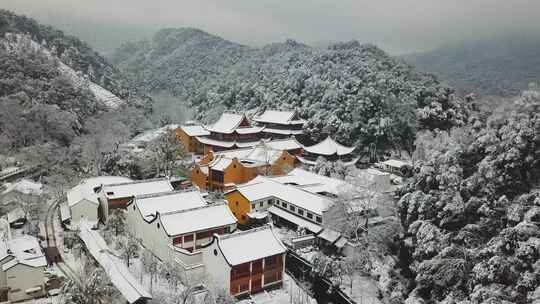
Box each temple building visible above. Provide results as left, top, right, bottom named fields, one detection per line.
left=125, top=190, right=236, bottom=271
left=201, top=225, right=286, bottom=297
left=98, top=178, right=173, bottom=223
left=253, top=110, right=306, bottom=139
left=298, top=136, right=357, bottom=166
left=225, top=175, right=333, bottom=229
left=176, top=125, right=210, bottom=154
left=196, top=113, right=264, bottom=154
left=191, top=142, right=298, bottom=192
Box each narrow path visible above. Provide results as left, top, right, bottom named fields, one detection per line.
left=44, top=199, right=78, bottom=281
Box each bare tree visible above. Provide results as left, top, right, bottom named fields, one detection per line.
left=325, top=176, right=382, bottom=242
left=107, top=209, right=126, bottom=236
left=149, top=129, right=187, bottom=177
left=118, top=233, right=139, bottom=267
left=342, top=251, right=372, bottom=294
left=141, top=249, right=159, bottom=292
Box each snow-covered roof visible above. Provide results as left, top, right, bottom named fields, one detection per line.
left=208, top=142, right=290, bottom=170
left=208, top=157, right=234, bottom=172
left=78, top=221, right=152, bottom=303
left=296, top=156, right=317, bottom=166
left=68, top=176, right=133, bottom=207
left=7, top=207, right=25, bottom=224
left=215, top=225, right=286, bottom=266
left=243, top=144, right=284, bottom=165
left=247, top=211, right=268, bottom=220
left=180, top=125, right=210, bottom=137
left=379, top=159, right=411, bottom=169
left=267, top=206, right=322, bottom=234
left=134, top=190, right=207, bottom=221
left=0, top=235, right=47, bottom=270
left=103, top=178, right=173, bottom=200
left=67, top=183, right=99, bottom=206
left=130, top=124, right=179, bottom=143
left=0, top=166, right=20, bottom=177
left=230, top=176, right=333, bottom=215
left=303, top=137, right=355, bottom=156
left=317, top=228, right=341, bottom=244
left=59, top=202, right=71, bottom=222
left=236, top=140, right=264, bottom=148
left=270, top=168, right=351, bottom=196
left=265, top=138, right=303, bottom=151
left=213, top=148, right=253, bottom=159
left=205, top=113, right=250, bottom=134
left=195, top=137, right=236, bottom=148
left=1, top=179, right=43, bottom=196
left=159, top=203, right=236, bottom=236
left=254, top=110, right=306, bottom=125
left=235, top=127, right=265, bottom=134
left=263, top=128, right=303, bottom=135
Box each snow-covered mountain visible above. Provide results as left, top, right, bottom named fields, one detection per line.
left=0, top=9, right=147, bottom=151
left=2, top=33, right=124, bottom=109
left=404, top=35, right=540, bottom=97
left=112, top=29, right=470, bottom=156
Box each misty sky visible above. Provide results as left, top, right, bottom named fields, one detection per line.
left=2, top=0, right=540, bottom=55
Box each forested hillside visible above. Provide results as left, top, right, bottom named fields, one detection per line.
left=393, top=88, right=540, bottom=303
left=113, top=29, right=469, bottom=157
left=0, top=10, right=159, bottom=180
left=0, top=9, right=127, bottom=97
left=404, top=35, right=540, bottom=97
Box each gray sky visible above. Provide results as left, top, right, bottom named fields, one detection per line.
left=2, top=0, right=540, bottom=54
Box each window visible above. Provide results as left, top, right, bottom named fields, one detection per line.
left=239, top=283, right=249, bottom=292
left=282, top=202, right=287, bottom=208
left=183, top=234, right=194, bottom=242
left=297, top=209, right=304, bottom=216
left=106, top=192, right=114, bottom=196
left=252, top=203, right=256, bottom=210
left=316, top=216, right=322, bottom=223
left=265, top=256, right=278, bottom=269
left=269, top=199, right=275, bottom=205
left=264, top=271, right=281, bottom=284
left=236, top=201, right=239, bottom=206
left=252, top=259, right=263, bottom=273
left=224, top=226, right=230, bottom=233
left=157, top=223, right=160, bottom=229
left=213, top=249, right=218, bottom=256
left=173, top=237, right=182, bottom=245
left=211, top=170, right=224, bottom=183
left=231, top=263, right=250, bottom=279
left=196, top=231, right=210, bottom=239
left=307, top=213, right=313, bottom=219
left=259, top=202, right=264, bottom=207
left=289, top=205, right=295, bottom=212
left=133, top=205, right=135, bottom=210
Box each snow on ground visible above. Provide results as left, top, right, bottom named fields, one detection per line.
left=130, top=124, right=180, bottom=144
left=0, top=166, right=20, bottom=177
left=337, top=274, right=383, bottom=304
left=1, top=179, right=43, bottom=195
left=16, top=295, right=60, bottom=304
left=78, top=222, right=151, bottom=303
left=242, top=273, right=316, bottom=304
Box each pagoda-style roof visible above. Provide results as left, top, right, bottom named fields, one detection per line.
left=254, top=110, right=306, bottom=125
left=303, top=137, right=355, bottom=156
left=205, top=112, right=263, bottom=134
